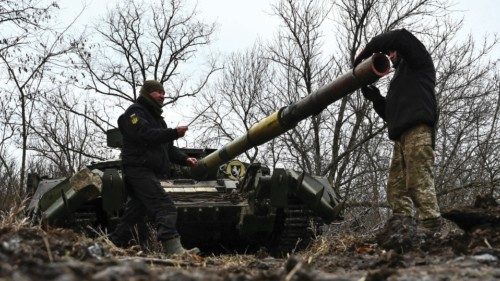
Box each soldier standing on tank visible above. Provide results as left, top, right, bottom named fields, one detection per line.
left=353, top=29, right=444, bottom=238
left=109, top=80, right=199, bottom=255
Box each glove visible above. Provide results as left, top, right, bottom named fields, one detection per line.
left=361, top=85, right=381, bottom=101
left=353, top=54, right=363, bottom=68
left=353, top=48, right=368, bottom=67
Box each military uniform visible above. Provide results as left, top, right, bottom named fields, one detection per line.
left=110, top=87, right=189, bottom=246
left=387, top=125, right=440, bottom=220
left=355, top=29, right=441, bottom=223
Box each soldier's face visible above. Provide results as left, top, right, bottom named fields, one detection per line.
left=150, top=90, right=165, bottom=105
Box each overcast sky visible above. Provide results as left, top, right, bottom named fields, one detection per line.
left=58, top=0, right=499, bottom=56
left=55, top=0, right=499, bottom=130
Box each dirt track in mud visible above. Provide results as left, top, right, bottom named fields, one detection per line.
left=0, top=201, right=498, bottom=281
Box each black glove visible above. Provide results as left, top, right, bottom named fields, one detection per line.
left=361, top=85, right=381, bottom=101
left=353, top=53, right=364, bottom=68
left=353, top=47, right=369, bottom=67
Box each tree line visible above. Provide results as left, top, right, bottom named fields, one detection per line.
left=0, top=0, right=498, bottom=231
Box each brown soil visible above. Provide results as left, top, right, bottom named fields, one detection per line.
left=0, top=198, right=498, bottom=281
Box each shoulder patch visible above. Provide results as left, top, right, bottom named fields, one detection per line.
left=130, top=113, right=139, bottom=125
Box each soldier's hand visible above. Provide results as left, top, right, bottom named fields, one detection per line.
left=361, top=85, right=381, bottom=101
left=176, top=126, right=188, bottom=138
left=353, top=48, right=367, bottom=67
left=186, top=157, right=198, bottom=167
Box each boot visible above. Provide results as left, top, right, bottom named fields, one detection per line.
left=162, top=237, right=200, bottom=255
left=419, top=216, right=447, bottom=239
left=375, top=214, right=419, bottom=252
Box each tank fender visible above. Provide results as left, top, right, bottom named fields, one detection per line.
left=41, top=168, right=102, bottom=223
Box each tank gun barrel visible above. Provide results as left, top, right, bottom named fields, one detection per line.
left=192, top=53, right=391, bottom=179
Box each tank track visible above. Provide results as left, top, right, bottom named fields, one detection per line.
left=62, top=199, right=107, bottom=232
left=272, top=198, right=323, bottom=256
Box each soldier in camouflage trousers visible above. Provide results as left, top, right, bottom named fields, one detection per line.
left=387, top=125, right=440, bottom=222
left=354, top=29, right=443, bottom=234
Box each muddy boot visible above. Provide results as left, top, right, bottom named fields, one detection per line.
left=162, top=237, right=200, bottom=255
left=376, top=214, right=419, bottom=252
left=419, top=216, right=447, bottom=239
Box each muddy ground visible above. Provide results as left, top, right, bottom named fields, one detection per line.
left=0, top=198, right=498, bottom=281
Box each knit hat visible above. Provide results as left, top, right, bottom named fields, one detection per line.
left=138, top=80, right=164, bottom=117
left=140, top=80, right=164, bottom=96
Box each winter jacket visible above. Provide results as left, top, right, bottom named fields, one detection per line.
left=118, top=96, right=188, bottom=175
left=355, top=29, right=438, bottom=141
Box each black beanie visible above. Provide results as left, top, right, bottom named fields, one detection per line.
left=140, top=80, right=164, bottom=96
left=138, top=80, right=164, bottom=117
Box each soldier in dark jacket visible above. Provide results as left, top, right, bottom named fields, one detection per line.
left=110, top=80, right=199, bottom=255
left=354, top=29, right=443, bottom=235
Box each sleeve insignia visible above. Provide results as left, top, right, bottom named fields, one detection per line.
left=130, top=113, right=139, bottom=125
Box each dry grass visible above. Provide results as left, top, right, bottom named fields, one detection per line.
left=208, top=253, right=258, bottom=268
left=298, top=232, right=377, bottom=265
left=88, top=226, right=133, bottom=256
left=0, top=199, right=30, bottom=231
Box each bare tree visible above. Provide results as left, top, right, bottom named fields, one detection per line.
left=0, top=0, right=220, bottom=199
left=0, top=95, right=19, bottom=208
left=266, top=0, right=336, bottom=175
left=328, top=0, right=500, bottom=229
left=432, top=31, right=500, bottom=207
left=195, top=0, right=499, bottom=232
left=27, top=86, right=112, bottom=177
left=326, top=0, right=451, bottom=199
left=194, top=43, right=274, bottom=163
left=0, top=0, right=78, bottom=191
left=75, top=0, right=218, bottom=105
left=0, top=0, right=58, bottom=57
left=0, top=0, right=220, bottom=189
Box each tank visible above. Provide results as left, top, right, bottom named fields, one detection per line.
left=27, top=54, right=390, bottom=255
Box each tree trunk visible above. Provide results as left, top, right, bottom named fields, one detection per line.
left=20, top=89, right=27, bottom=194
